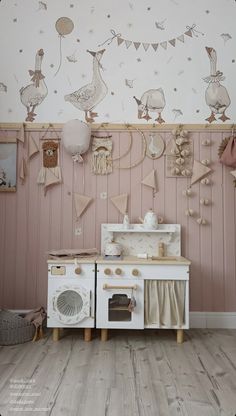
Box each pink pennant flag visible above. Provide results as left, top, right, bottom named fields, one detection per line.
left=160, top=41, right=167, bottom=50
left=117, top=37, right=124, bottom=46
left=185, top=29, right=193, bottom=37
left=169, top=38, right=176, bottom=47
left=151, top=43, right=159, bottom=51
left=142, top=43, right=150, bottom=51
left=133, top=42, right=141, bottom=50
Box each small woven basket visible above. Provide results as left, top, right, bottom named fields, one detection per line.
left=0, top=310, right=35, bottom=345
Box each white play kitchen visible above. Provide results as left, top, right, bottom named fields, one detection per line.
left=96, top=212, right=191, bottom=343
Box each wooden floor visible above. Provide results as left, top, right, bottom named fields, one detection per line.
left=0, top=329, right=236, bottom=416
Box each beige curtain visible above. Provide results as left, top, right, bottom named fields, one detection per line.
left=144, top=280, right=185, bottom=327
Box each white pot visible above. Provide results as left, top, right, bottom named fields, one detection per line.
left=105, top=241, right=122, bottom=256
left=143, top=209, right=158, bottom=230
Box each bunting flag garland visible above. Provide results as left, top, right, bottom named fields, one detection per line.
left=18, top=124, right=25, bottom=144
left=141, top=169, right=157, bottom=195
left=28, top=134, right=39, bottom=159
left=113, top=24, right=203, bottom=53
left=110, top=193, right=128, bottom=215
left=19, top=157, right=27, bottom=183
left=190, top=160, right=212, bottom=186
left=74, top=193, right=93, bottom=218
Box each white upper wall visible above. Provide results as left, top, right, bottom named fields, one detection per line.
left=0, top=0, right=235, bottom=124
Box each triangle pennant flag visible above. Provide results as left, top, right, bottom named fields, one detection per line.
left=117, top=37, right=124, bottom=46
left=125, top=40, right=132, bottom=49
left=19, top=157, right=27, bottom=183
left=142, top=42, right=150, bottom=51
left=151, top=43, right=159, bottom=51
left=18, top=124, right=25, bottom=144
left=160, top=41, right=167, bottom=50
left=177, top=34, right=185, bottom=43
left=191, top=160, right=212, bottom=186
left=141, top=169, right=157, bottom=193
left=185, top=29, right=193, bottom=37
left=44, top=168, right=62, bottom=195
left=28, top=134, right=39, bottom=159
left=74, top=193, right=93, bottom=218
left=110, top=193, right=128, bottom=215
left=133, top=42, right=141, bottom=50
left=169, top=38, right=176, bottom=47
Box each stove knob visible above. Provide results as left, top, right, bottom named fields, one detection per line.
left=75, top=267, right=82, bottom=275
left=104, top=268, right=112, bottom=275
left=132, top=268, right=140, bottom=276
left=115, top=268, right=122, bottom=275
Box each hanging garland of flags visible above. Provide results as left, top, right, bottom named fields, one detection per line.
left=98, top=24, right=204, bottom=52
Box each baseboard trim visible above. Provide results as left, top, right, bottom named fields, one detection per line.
left=6, top=310, right=236, bottom=329
left=190, top=312, right=236, bottom=329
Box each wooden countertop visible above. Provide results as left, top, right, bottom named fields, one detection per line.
left=47, top=256, right=98, bottom=264
left=96, top=256, right=191, bottom=265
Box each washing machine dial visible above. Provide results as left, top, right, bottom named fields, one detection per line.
left=115, top=268, right=122, bottom=275
left=104, top=268, right=112, bottom=275
left=75, top=266, right=82, bottom=275
left=132, top=268, right=140, bottom=276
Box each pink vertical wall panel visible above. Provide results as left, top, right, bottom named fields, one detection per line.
left=0, top=127, right=235, bottom=312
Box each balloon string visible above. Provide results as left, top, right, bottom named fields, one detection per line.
left=54, top=36, right=62, bottom=77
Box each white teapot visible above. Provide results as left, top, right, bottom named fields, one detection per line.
left=140, top=209, right=158, bottom=230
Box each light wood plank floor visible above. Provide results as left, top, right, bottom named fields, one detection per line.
left=0, top=329, right=236, bottom=416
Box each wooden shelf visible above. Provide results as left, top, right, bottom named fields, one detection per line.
left=108, top=227, right=176, bottom=233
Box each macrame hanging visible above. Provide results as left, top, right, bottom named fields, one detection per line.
left=91, top=135, right=113, bottom=175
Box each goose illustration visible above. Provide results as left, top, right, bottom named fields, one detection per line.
left=64, top=49, right=108, bottom=123
left=133, top=88, right=166, bottom=123
left=20, top=49, right=48, bottom=122
left=204, top=46, right=231, bottom=123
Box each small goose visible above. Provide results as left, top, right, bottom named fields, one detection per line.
left=65, top=49, right=108, bottom=123
left=133, top=88, right=166, bottom=123
left=20, top=49, right=48, bottom=122
left=204, top=47, right=231, bottom=123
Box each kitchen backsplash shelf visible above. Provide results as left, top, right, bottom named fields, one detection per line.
left=101, top=224, right=181, bottom=257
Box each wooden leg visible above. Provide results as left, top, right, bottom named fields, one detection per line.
left=101, top=328, right=108, bottom=342
left=52, top=328, right=60, bottom=342
left=177, top=329, right=184, bottom=344
left=84, top=328, right=92, bottom=342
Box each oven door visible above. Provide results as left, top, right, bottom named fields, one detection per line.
left=96, top=278, right=144, bottom=329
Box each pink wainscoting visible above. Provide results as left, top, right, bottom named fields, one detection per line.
left=0, top=128, right=235, bottom=311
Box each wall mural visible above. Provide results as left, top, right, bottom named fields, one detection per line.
left=19, top=49, right=48, bottom=122
left=0, top=1, right=235, bottom=123
left=64, top=49, right=108, bottom=123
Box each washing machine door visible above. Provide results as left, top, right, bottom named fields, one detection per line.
left=52, top=285, right=90, bottom=325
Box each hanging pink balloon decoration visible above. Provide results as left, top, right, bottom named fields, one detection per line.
left=54, top=17, right=74, bottom=76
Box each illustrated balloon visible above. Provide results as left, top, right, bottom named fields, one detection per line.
left=55, top=17, right=74, bottom=36
left=54, top=17, right=74, bottom=76
left=62, top=120, right=91, bottom=162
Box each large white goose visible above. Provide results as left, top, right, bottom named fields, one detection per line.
left=64, top=49, right=108, bottom=123
left=20, top=49, right=48, bottom=122
left=204, top=46, right=231, bottom=123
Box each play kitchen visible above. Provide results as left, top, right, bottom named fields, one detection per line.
left=96, top=217, right=190, bottom=343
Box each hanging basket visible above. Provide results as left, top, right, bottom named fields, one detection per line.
left=0, top=310, right=35, bottom=345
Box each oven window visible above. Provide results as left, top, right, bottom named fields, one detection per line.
left=108, top=294, right=131, bottom=321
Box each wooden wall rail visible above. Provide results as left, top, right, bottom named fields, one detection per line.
left=0, top=122, right=235, bottom=132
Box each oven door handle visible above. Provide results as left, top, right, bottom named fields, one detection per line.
left=103, top=284, right=137, bottom=290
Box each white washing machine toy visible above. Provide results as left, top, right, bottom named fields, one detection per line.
left=47, top=258, right=96, bottom=331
